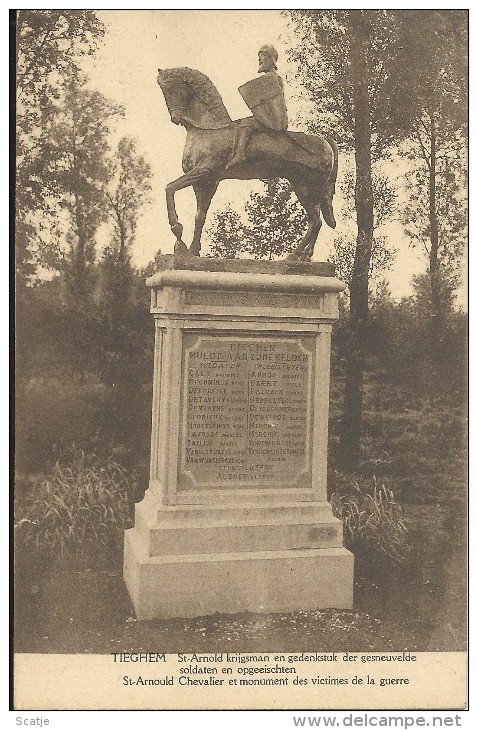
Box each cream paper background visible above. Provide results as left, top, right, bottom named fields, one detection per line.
left=13, top=5, right=469, bottom=716
left=14, top=653, right=467, bottom=711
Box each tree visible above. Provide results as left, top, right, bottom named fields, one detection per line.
left=330, top=164, right=397, bottom=286
left=16, top=10, right=105, bottom=282
left=44, top=77, right=124, bottom=299
left=20, top=75, right=123, bottom=378
left=207, top=179, right=307, bottom=260
left=287, top=9, right=413, bottom=469
left=16, top=11, right=106, bottom=455
left=243, top=179, right=307, bottom=260
left=16, top=10, right=104, bottom=98
left=365, top=274, right=467, bottom=399
left=97, top=137, right=153, bottom=386
left=140, top=249, right=165, bottom=279
left=207, top=206, right=246, bottom=259
left=399, top=10, right=467, bottom=360
left=105, top=137, right=152, bottom=262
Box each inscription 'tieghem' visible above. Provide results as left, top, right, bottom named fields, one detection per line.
left=178, top=335, right=314, bottom=490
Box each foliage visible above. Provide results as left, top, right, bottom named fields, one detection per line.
left=328, top=367, right=467, bottom=523
left=403, top=154, right=466, bottom=287
left=95, top=256, right=153, bottom=388
left=105, top=137, right=152, bottom=258
left=397, top=10, right=467, bottom=132
left=330, top=163, right=397, bottom=285
left=16, top=10, right=106, bottom=282
left=15, top=374, right=109, bottom=473
left=15, top=272, right=154, bottom=473
left=399, top=11, right=467, bottom=355
left=16, top=374, right=153, bottom=476
left=15, top=448, right=135, bottom=561
left=16, top=11, right=105, bottom=98
left=207, top=179, right=306, bottom=260
left=285, top=9, right=467, bottom=469
left=41, top=76, right=124, bottom=283
left=285, top=10, right=414, bottom=469
left=285, top=10, right=413, bottom=154
left=331, top=478, right=410, bottom=565
left=207, top=206, right=247, bottom=259
left=359, top=398, right=466, bottom=491
left=16, top=56, right=154, bottom=422
left=18, top=73, right=123, bottom=293
left=16, top=12, right=154, bottom=294
left=365, top=276, right=467, bottom=395
left=332, top=235, right=395, bottom=289
left=140, top=249, right=164, bottom=278
left=95, top=137, right=153, bottom=386
left=244, top=179, right=307, bottom=259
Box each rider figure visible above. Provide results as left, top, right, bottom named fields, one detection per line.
left=226, top=44, right=288, bottom=169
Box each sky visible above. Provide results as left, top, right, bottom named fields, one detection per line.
left=79, top=9, right=458, bottom=301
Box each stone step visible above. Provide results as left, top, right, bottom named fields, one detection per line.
left=138, top=491, right=334, bottom=524
left=124, top=528, right=354, bottom=620
left=134, top=499, right=343, bottom=556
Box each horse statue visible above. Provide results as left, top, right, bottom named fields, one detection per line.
left=157, top=67, right=338, bottom=260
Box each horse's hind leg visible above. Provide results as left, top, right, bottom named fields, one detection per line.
left=190, top=180, right=218, bottom=256
left=288, top=182, right=322, bottom=261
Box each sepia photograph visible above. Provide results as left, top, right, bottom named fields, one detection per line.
left=13, top=7, right=468, bottom=711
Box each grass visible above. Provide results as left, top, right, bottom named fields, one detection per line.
left=331, top=479, right=410, bottom=565
left=15, top=448, right=135, bottom=566
left=14, top=373, right=467, bottom=654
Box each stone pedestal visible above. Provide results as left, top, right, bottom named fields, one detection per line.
left=124, top=256, right=354, bottom=619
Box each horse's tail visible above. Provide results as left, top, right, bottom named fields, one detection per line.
left=320, top=138, right=338, bottom=229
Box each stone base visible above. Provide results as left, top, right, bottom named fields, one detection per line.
left=123, top=258, right=353, bottom=621
left=123, top=493, right=354, bottom=620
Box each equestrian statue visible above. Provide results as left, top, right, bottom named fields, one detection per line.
left=157, top=44, right=338, bottom=261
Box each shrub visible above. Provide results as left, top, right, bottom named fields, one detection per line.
left=15, top=376, right=110, bottom=473
left=15, top=448, right=135, bottom=564
left=15, top=375, right=153, bottom=473
left=331, top=477, right=410, bottom=566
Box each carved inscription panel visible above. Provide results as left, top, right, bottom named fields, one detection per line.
left=184, top=289, right=326, bottom=311
left=178, top=334, right=315, bottom=490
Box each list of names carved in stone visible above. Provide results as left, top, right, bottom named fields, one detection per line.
left=178, top=335, right=314, bottom=489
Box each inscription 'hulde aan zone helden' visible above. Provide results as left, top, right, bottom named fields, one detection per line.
left=179, top=336, right=314, bottom=489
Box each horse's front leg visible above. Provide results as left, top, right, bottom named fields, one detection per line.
left=190, top=180, right=218, bottom=256
left=165, top=166, right=214, bottom=255
left=165, top=182, right=183, bottom=242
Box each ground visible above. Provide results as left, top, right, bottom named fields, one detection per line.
left=14, top=379, right=467, bottom=655
left=14, top=502, right=466, bottom=654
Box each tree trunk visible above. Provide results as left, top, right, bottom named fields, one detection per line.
left=340, top=11, right=374, bottom=472
left=428, top=111, right=442, bottom=370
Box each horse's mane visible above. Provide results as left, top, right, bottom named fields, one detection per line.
left=160, top=67, right=233, bottom=129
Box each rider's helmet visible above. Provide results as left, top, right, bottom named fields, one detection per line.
left=259, top=44, right=278, bottom=70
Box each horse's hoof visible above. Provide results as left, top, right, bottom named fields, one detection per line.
left=174, top=239, right=191, bottom=257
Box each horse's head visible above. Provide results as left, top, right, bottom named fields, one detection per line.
left=157, top=68, right=190, bottom=126
left=157, top=67, right=232, bottom=130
